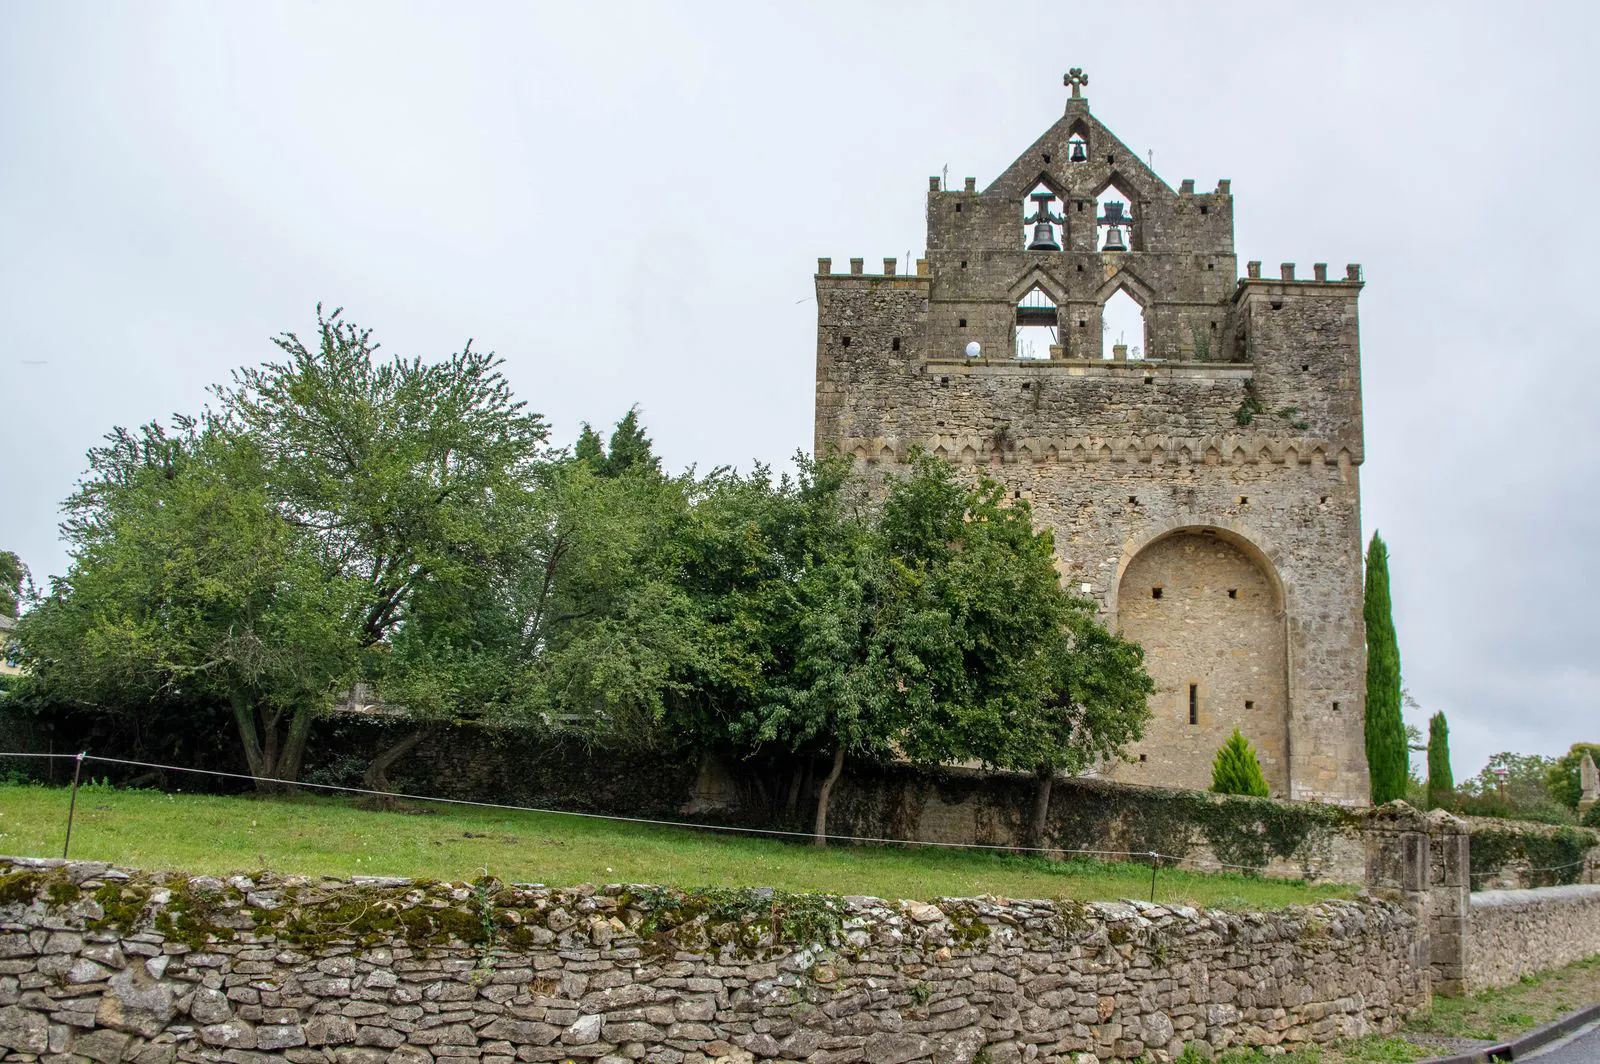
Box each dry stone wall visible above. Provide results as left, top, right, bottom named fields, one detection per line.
left=0, top=858, right=1427, bottom=1064
left=1465, top=885, right=1600, bottom=992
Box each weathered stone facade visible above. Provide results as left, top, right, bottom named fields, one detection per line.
left=1465, top=885, right=1600, bottom=992
left=814, top=78, right=1369, bottom=804
left=0, top=857, right=1428, bottom=1064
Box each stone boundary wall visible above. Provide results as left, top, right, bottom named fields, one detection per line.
left=0, top=857, right=1427, bottom=1064
left=1465, top=885, right=1600, bottom=992
left=1459, top=816, right=1600, bottom=891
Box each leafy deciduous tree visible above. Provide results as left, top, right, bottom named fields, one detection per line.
left=21, top=421, right=360, bottom=786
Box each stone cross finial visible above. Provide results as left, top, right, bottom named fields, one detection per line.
left=1064, top=68, right=1089, bottom=99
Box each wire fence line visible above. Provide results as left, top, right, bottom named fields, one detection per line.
left=0, top=749, right=1291, bottom=879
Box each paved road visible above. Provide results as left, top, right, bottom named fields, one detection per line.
left=1521, top=1019, right=1600, bottom=1062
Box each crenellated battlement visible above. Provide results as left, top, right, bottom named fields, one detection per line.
left=1244, top=261, right=1363, bottom=285
left=816, top=257, right=930, bottom=279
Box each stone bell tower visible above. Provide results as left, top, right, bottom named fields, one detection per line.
left=814, top=71, right=1372, bottom=805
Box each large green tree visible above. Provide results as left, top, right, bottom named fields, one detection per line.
left=1426, top=712, right=1454, bottom=810
left=880, top=453, right=1152, bottom=848
left=679, top=452, right=1153, bottom=846
left=213, top=307, right=551, bottom=781
left=1364, top=532, right=1407, bottom=804
left=22, top=309, right=553, bottom=788
left=21, top=420, right=361, bottom=785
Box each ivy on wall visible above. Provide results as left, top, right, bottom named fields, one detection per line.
left=1466, top=824, right=1598, bottom=890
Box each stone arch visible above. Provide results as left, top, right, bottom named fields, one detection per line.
left=1106, top=523, right=1292, bottom=796
left=1007, top=266, right=1069, bottom=307
left=1091, top=266, right=1157, bottom=308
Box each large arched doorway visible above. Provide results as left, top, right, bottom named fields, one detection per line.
left=1110, top=529, right=1290, bottom=794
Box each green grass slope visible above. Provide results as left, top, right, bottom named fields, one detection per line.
left=0, top=782, right=1352, bottom=908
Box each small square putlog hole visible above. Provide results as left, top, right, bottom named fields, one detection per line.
left=1151, top=587, right=1163, bottom=599
left=1227, top=588, right=1237, bottom=599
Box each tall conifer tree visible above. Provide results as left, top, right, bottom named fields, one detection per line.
left=1364, top=532, right=1407, bottom=804
left=1426, top=711, right=1453, bottom=810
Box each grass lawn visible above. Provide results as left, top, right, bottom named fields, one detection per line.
left=0, top=782, right=1351, bottom=909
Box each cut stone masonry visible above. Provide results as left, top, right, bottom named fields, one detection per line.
left=815, top=75, right=1369, bottom=804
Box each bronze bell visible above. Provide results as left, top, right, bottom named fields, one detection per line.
left=1070, top=139, right=1087, bottom=163
left=1028, top=221, right=1061, bottom=252
left=1026, top=190, right=1062, bottom=251
left=1098, top=200, right=1132, bottom=252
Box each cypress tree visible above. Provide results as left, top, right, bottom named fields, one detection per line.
left=1426, top=711, right=1453, bottom=810
left=1211, top=729, right=1271, bottom=798
left=1364, top=532, right=1407, bottom=804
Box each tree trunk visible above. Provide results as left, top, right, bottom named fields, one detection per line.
left=784, top=760, right=804, bottom=819
left=1030, top=766, right=1055, bottom=853
left=362, top=726, right=431, bottom=807
left=229, top=691, right=281, bottom=794
left=228, top=690, right=316, bottom=794
left=277, top=705, right=315, bottom=786
left=812, top=746, right=846, bottom=847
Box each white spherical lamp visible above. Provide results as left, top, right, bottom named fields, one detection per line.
left=964, top=341, right=982, bottom=358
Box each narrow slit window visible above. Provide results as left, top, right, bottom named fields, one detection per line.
left=1189, top=685, right=1198, bottom=725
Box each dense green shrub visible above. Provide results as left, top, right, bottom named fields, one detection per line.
left=1211, top=729, right=1270, bottom=798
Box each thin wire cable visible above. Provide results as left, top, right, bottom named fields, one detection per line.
left=13, top=751, right=1165, bottom=863
left=0, top=749, right=1367, bottom=875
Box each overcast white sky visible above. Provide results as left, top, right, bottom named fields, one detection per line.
left=2, top=2, right=1596, bottom=782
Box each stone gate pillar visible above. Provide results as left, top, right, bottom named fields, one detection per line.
left=1363, top=802, right=1434, bottom=1002
left=1424, top=810, right=1471, bottom=996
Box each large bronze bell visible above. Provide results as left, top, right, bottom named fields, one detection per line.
left=1028, top=221, right=1061, bottom=251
